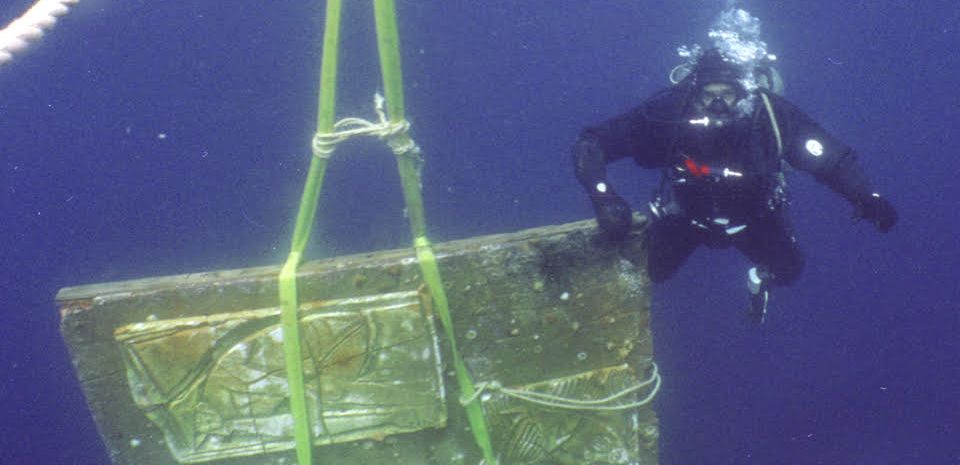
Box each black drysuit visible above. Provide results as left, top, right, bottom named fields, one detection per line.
left=573, top=87, right=883, bottom=286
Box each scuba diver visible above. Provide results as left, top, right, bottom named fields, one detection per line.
left=572, top=46, right=897, bottom=324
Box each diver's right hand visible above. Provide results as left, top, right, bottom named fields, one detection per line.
left=590, top=193, right=633, bottom=241
left=855, top=193, right=897, bottom=233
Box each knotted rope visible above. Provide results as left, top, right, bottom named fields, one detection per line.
left=311, top=93, right=421, bottom=162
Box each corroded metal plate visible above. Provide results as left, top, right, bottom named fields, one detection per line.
left=58, top=218, right=657, bottom=465
left=114, top=291, right=444, bottom=463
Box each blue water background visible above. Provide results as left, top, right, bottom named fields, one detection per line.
left=1, top=1, right=957, bottom=464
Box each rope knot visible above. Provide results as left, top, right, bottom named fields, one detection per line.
left=310, top=93, right=421, bottom=163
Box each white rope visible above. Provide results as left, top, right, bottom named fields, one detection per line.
left=462, top=362, right=662, bottom=412
left=0, top=0, right=79, bottom=65
left=311, top=93, right=421, bottom=162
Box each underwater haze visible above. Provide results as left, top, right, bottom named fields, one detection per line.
left=1, top=1, right=958, bottom=464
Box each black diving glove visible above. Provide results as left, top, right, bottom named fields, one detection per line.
left=855, top=194, right=898, bottom=233
left=590, top=193, right=633, bottom=241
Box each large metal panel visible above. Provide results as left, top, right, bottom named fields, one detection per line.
left=58, top=218, right=658, bottom=465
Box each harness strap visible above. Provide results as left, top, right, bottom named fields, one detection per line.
left=653, top=92, right=786, bottom=224
left=760, top=92, right=783, bottom=157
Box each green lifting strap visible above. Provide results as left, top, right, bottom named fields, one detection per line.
left=414, top=238, right=498, bottom=465
left=277, top=1, right=498, bottom=465
left=277, top=1, right=342, bottom=465
left=373, top=2, right=497, bottom=463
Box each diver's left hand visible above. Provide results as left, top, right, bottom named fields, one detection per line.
left=856, top=193, right=898, bottom=233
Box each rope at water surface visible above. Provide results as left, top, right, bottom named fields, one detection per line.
left=0, top=0, right=79, bottom=65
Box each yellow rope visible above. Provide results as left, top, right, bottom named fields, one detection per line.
left=462, top=362, right=662, bottom=412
